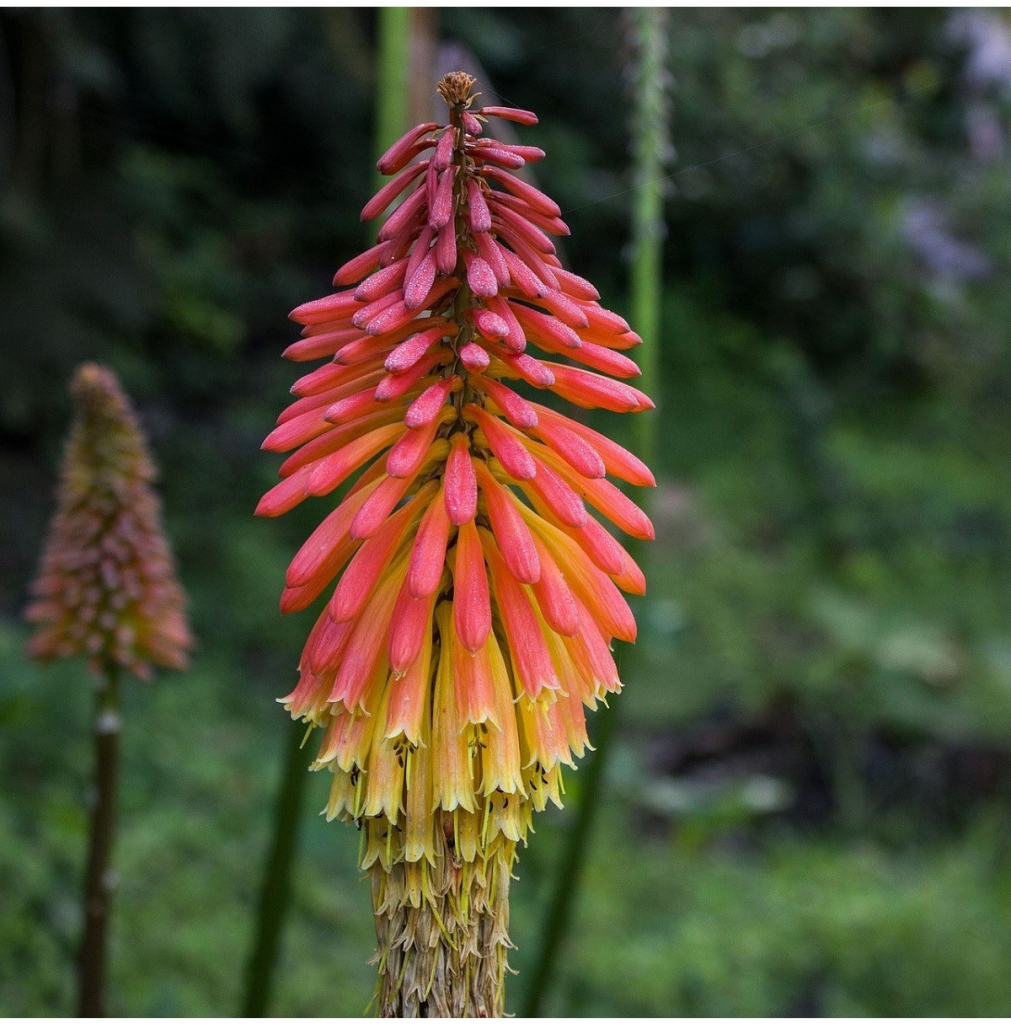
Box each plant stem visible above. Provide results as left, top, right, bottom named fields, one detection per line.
left=77, top=662, right=121, bottom=1017
left=373, top=7, right=412, bottom=192
left=520, top=9, right=668, bottom=1016
left=241, top=719, right=315, bottom=1017
left=406, top=8, right=438, bottom=128
left=519, top=703, right=617, bottom=1018
left=628, top=5, right=668, bottom=467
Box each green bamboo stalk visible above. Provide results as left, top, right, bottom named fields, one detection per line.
left=373, top=7, right=412, bottom=191
left=77, top=662, right=121, bottom=1017
left=520, top=9, right=670, bottom=1016
left=241, top=720, right=315, bottom=1017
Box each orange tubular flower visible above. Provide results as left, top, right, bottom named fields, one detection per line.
left=259, top=72, right=654, bottom=1017
left=26, top=363, right=192, bottom=679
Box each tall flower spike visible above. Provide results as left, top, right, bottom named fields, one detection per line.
left=25, top=362, right=192, bottom=1017
left=25, top=363, right=192, bottom=679
left=259, top=73, right=654, bottom=1018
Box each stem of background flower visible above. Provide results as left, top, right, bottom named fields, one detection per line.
left=373, top=7, right=411, bottom=193
left=77, top=661, right=121, bottom=1017
left=241, top=719, right=315, bottom=1017
left=519, top=9, right=668, bottom=1016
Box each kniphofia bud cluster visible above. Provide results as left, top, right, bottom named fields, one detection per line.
left=258, top=73, right=654, bottom=1017
left=25, top=363, right=192, bottom=679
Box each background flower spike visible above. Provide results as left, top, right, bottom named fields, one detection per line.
left=25, top=363, right=192, bottom=1017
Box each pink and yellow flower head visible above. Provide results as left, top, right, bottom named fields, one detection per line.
left=25, top=363, right=192, bottom=679
left=259, top=72, right=653, bottom=1015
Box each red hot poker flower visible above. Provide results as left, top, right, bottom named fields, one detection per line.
left=259, top=72, right=654, bottom=1018
left=26, top=363, right=193, bottom=1016
left=26, top=363, right=192, bottom=679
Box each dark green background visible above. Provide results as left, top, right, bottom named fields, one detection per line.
left=3, top=8, right=1011, bottom=1016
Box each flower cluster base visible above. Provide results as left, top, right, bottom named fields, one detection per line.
left=367, top=818, right=515, bottom=1018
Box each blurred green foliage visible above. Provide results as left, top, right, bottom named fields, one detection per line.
left=3, top=7, right=1011, bottom=1017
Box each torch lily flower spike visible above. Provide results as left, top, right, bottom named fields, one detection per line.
left=26, top=363, right=192, bottom=679
left=259, top=72, right=654, bottom=1018
left=25, top=362, right=192, bottom=1017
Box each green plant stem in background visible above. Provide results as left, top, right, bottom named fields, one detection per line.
left=520, top=9, right=669, bottom=1016
left=78, top=662, right=121, bottom=1017
left=373, top=7, right=412, bottom=191
left=242, top=12, right=416, bottom=1010
left=241, top=720, right=315, bottom=1017
left=627, top=7, right=668, bottom=467
left=519, top=703, right=618, bottom=1018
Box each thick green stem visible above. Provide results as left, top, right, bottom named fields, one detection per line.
left=628, top=8, right=667, bottom=462
left=519, top=703, right=616, bottom=1018
left=77, top=662, right=121, bottom=1017
left=240, top=720, right=315, bottom=1017
left=373, top=7, right=412, bottom=192
left=520, top=9, right=669, bottom=1016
